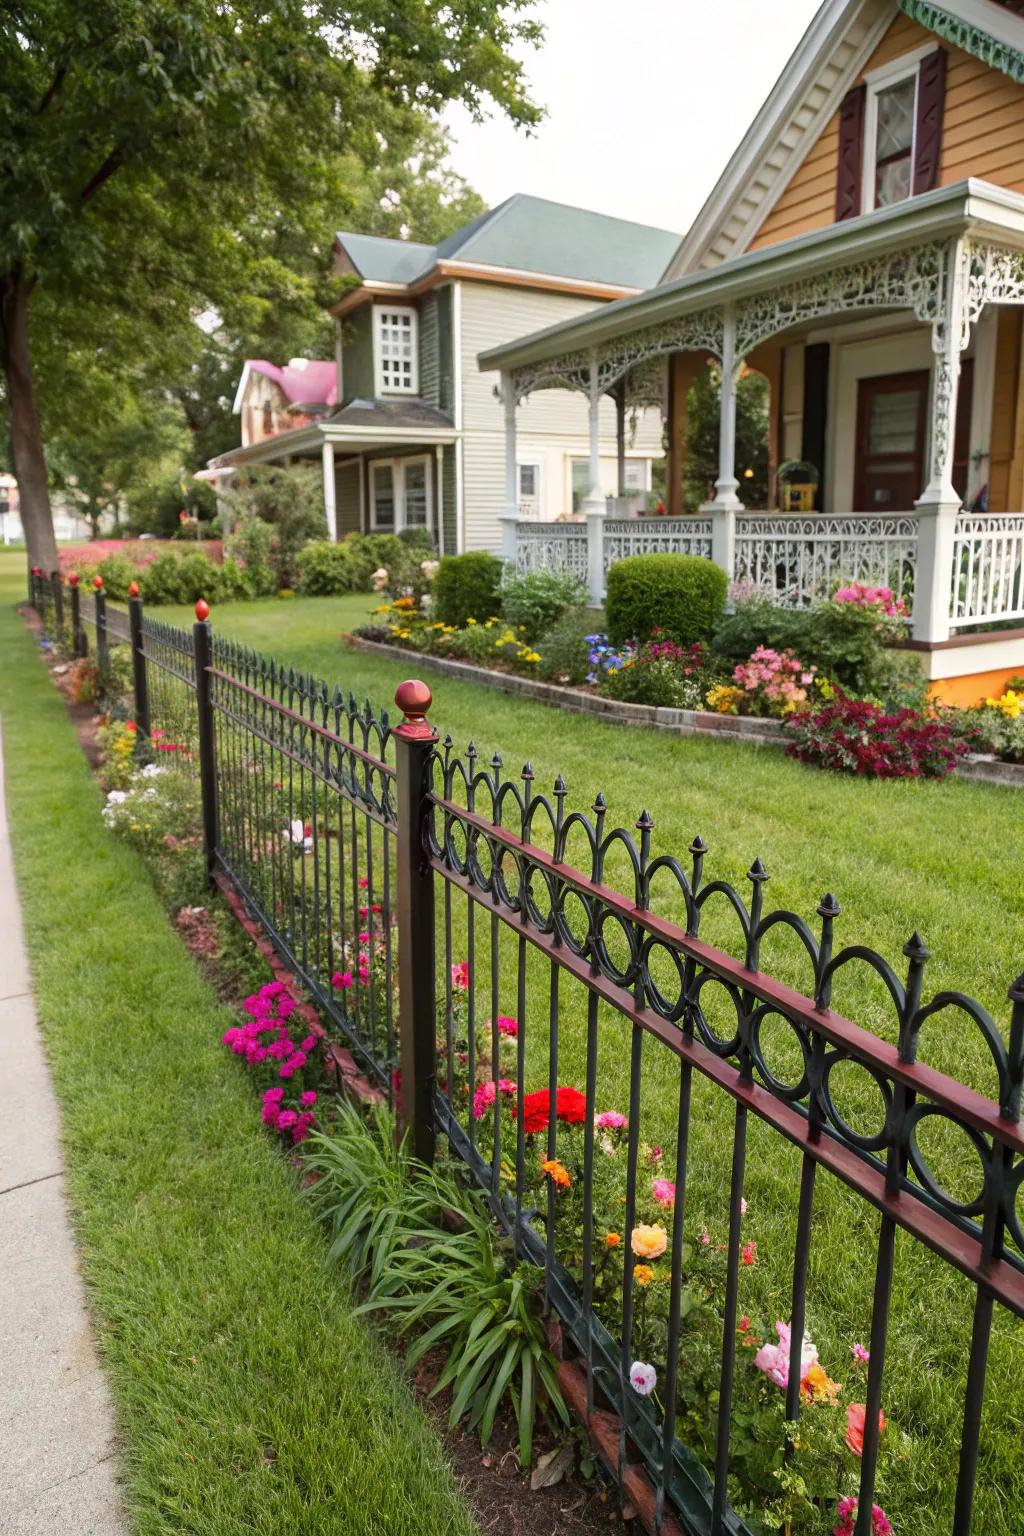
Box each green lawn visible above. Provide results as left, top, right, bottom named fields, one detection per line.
left=9, top=555, right=1023, bottom=1533
left=0, top=557, right=477, bottom=1536
left=152, top=582, right=1024, bottom=1534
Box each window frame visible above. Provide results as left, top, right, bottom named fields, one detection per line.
left=368, top=454, right=433, bottom=534
left=860, top=45, right=935, bottom=216
left=373, top=305, right=419, bottom=396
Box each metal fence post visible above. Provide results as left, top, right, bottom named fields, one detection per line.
left=193, top=598, right=219, bottom=884
left=68, top=573, right=84, bottom=656
left=127, top=582, right=151, bottom=752
left=393, top=679, right=438, bottom=1165
left=50, top=570, right=64, bottom=643
left=93, top=576, right=109, bottom=674
left=29, top=565, right=40, bottom=610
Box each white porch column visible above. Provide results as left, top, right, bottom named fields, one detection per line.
left=322, top=439, right=337, bottom=542
left=913, top=240, right=969, bottom=643
left=583, top=352, right=607, bottom=606
left=498, top=370, right=519, bottom=565
left=702, top=306, right=742, bottom=583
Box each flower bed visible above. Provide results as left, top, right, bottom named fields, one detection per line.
left=58, top=538, right=224, bottom=573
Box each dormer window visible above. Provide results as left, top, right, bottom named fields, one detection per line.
left=374, top=306, right=418, bottom=395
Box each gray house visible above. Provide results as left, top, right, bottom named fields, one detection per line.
left=208, top=196, right=679, bottom=553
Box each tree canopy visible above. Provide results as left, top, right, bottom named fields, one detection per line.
left=0, top=0, right=542, bottom=565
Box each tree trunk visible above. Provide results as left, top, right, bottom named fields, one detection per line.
left=0, top=269, right=58, bottom=574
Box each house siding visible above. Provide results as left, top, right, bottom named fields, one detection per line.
left=437, top=285, right=456, bottom=416
left=441, top=444, right=458, bottom=555
left=341, top=306, right=375, bottom=402
left=460, top=280, right=664, bottom=552
left=420, top=293, right=440, bottom=406
left=749, top=13, right=1024, bottom=252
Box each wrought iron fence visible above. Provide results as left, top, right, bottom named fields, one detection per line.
left=26, top=573, right=1024, bottom=1536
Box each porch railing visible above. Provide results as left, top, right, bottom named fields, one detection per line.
left=950, top=514, right=1024, bottom=629
left=30, top=568, right=1024, bottom=1536
left=512, top=511, right=1024, bottom=634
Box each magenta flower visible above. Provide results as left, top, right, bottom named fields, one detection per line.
left=651, top=1178, right=676, bottom=1210
left=852, top=1343, right=870, bottom=1363
left=595, top=1111, right=627, bottom=1130
left=263, top=1087, right=285, bottom=1104
left=300, top=1036, right=316, bottom=1053
left=472, top=1079, right=516, bottom=1120
left=496, top=1016, right=518, bottom=1037
left=276, top=1109, right=298, bottom=1130
left=300, top=1090, right=317, bottom=1108
left=332, top=970, right=353, bottom=989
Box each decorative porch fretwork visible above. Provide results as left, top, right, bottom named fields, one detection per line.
left=514, top=521, right=588, bottom=579
left=735, top=243, right=947, bottom=355
left=733, top=515, right=919, bottom=608
left=620, top=356, right=667, bottom=412
left=602, top=518, right=712, bottom=570
left=593, top=308, right=724, bottom=392
left=507, top=351, right=592, bottom=401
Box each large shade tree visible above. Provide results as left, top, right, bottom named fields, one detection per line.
left=0, top=1, right=541, bottom=570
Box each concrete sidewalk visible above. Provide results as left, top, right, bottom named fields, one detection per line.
left=0, top=723, right=129, bottom=1536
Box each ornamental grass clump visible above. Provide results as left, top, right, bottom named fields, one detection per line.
left=785, top=695, right=967, bottom=778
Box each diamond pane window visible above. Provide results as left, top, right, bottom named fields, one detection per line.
left=376, top=307, right=418, bottom=394
left=873, top=75, right=916, bottom=208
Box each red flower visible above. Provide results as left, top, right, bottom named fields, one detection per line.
left=516, top=1086, right=587, bottom=1134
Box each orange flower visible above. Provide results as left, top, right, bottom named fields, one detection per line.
left=845, top=1402, right=886, bottom=1456
left=801, top=1363, right=841, bottom=1404
left=540, top=1158, right=571, bottom=1189
left=633, top=1264, right=656, bottom=1287
left=604, top=1232, right=622, bottom=1248
left=631, top=1222, right=668, bottom=1260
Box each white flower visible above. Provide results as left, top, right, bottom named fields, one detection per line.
left=140, top=763, right=164, bottom=779
left=420, top=593, right=433, bottom=613
left=740, top=1197, right=748, bottom=1216
left=600, top=1133, right=617, bottom=1156
left=372, top=566, right=389, bottom=592
left=287, top=819, right=313, bottom=852
left=630, top=1361, right=657, bottom=1397
left=420, top=559, right=439, bottom=580
left=106, top=790, right=127, bottom=804
left=143, top=788, right=157, bottom=799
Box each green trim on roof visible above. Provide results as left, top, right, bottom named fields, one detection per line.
left=898, top=0, right=1024, bottom=81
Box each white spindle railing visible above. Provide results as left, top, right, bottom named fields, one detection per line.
left=601, top=517, right=712, bottom=573
left=949, top=514, right=1024, bottom=627
left=733, top=515, right=919, bottom=608
left=514, top=521, right=588, bottom=581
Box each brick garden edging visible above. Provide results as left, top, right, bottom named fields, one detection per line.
left=347, top=637, right=1024, bottom=786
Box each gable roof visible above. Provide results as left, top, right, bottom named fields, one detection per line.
left=335, top=195, right=680, bottom=295
left=664, top=0, right=1024, bottom=279
left=232, top=359, right=337, bottom=415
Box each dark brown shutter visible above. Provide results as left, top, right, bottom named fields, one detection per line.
left=913, top=48, right=947, bottom=195
left=835, top=84, right=866, bottom=221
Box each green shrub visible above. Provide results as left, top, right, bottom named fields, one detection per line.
left=535, top=607, right=595, bottom=685
left=432, top=552, right=503, bottom=629
left=713, top=598, right=920, bottom=702
left=296, top=540, right=361, bottom=595
left=140, top=550, right=226, bottom=606
left=226, top=517, right=277, bottom=596
left=222, top=463, right=327, bottom=586
left=605, top=553, right=726, bottom=647
left=396, top=526, right=437, bottom=554
left=500, top=569, right=587, bottom=643
left=172, top=550, right=229, bottom=605
left=95, top=554, right=138, bottom=601
left=711, top=599, right=805, bottom=661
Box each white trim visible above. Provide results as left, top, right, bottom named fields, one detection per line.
left=861, top=52, right=922, bottom=216
left=967, top=305, right=997, bottom=504
left=861, top=38, right=936, bottom=85
left=373, top=304, right=419, bottom=395
left=453, top=280, right=465, bottom=553
left=828, top=324, right=934, bottom=513
left=663, top=0, right=893, bottom=277
left=232, top=361, right=254, bottom=416
left=434, top=444, right=445, bottom=556
left=922, top=632, right=1024, bottom=681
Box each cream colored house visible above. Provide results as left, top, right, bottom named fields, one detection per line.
left=207, top=196, right=679, bottom=554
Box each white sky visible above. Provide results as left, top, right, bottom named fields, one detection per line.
left=444, top=0, right=823, bottom=234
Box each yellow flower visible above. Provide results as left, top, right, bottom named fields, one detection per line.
left=986, top=689, right=1023, bottom=718
left=466, top=617, right=477, bottom=625
left=633, top=1264, right=656, bottom=1287
left=523, top=651, right=540, bottom=664
left=706, top=684, right=744, bottom=715
left=631, top=1222, right=668, bottom=1260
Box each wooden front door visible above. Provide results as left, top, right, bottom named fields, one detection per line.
left=853, top=371, right=929, bottom=511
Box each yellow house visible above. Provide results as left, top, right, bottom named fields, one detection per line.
left=482, top=0, right=1024, bottom=703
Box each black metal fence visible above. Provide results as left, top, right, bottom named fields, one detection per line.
left=27, top=572, right=1024, bottom=1536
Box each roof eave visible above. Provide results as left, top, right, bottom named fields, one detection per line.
left=480, top=180, right=1024, bottom=372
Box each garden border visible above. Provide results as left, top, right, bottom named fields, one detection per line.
left=347, top=637, right=1024, bottom=786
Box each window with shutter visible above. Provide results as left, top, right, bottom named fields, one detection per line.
left=854, top=46, right=948, bottom=217
left=835, top=85, right=866, bottom=222
left=912, top=48, right=947, bottom=195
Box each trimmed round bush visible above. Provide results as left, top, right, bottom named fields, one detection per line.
left=432, top=552, right=503, bottom=629
left=500, top=568, right=587, bottom=643
left=605, top=553, right=726, bottom=647
left=296, top=540, right=360, bottom=595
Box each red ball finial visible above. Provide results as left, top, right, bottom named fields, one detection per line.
left=32, top=565, right=40, bottom=576
left=67, top=571, right=79, bottom=588
left=128, top=580, right=140, bottom=598
left=93, top=574, right=104, bottom=590
left=394, top=679, right=433, bottom=739
left=195, top=598, right=210, bottom=622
